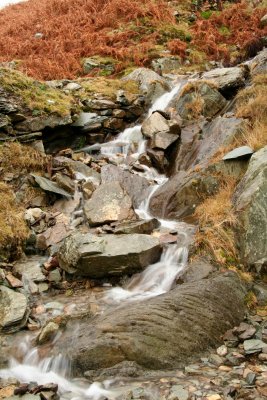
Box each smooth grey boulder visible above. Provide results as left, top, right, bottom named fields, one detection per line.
left=141, top=111, right=180, bottom=150
left=173, top=82, right=227, bottom=120
left=58, top=273, right=245, bottom=373
left=202, top=67, right=247, bottom=91
left=0, top=286, right=28, bottom=333
left=58, top=233, right=162, bottom=278
left=84, top=181, right=135, bottom=226
left=234, top=146, right=267, bottom=268
left=101, top=164, right=150, bottom=208
left=223, top=146, right=253, bottom=161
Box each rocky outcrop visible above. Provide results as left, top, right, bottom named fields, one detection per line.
left=84, top=181, right=135, bottom=226
left=172, top=82, right=227, bottom=121
left=58, top=232, right=162, bottom=278
left=150, top=116, right=247, bottom=220
left=249, top=48, right=267, bottom=76
left=234, top=146, right=267, bottom=271
left=58, top=273, right=245, bottom=373
left=202, top=66, right=247, bottom=92
left=0, top=286, right=28, bottom=333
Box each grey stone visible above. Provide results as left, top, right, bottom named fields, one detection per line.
left=152, top=57, right=181, bottom=73
left=101, top=164, right=150, bottom=208
left=223, top=146, right=253, bottom=161
left=54, top=173, right=75, bottom=194
left=234, top=146, right=267, bottom=267
left=84, top=181, right=135, bottom=226
left=15, top=114, right=72, bottom=132
left=72, top=112, right=98, bottom=127
left=48, top=269, right=61, bottom=283
left=57, top=272, right=245, bottom=373
left=202, top=67, right=247, bottom=90
left=243, top=339, right=267, bottom=354
left=64, top=82, right=81, bottom=91
left=180, top=259, right=215, bottom=283
left=31, top=174, right=72, bottom=198
left=14, top=256, right=46, bottom=282
left=114, top=218, right=160, bottom=234
left=250, top=48, right=267, bottom=76
left=58, top=232, right=162, bottom=278
left=170, top=385, right=189, bottom=400
left=0, top=286, right=28, bottom=333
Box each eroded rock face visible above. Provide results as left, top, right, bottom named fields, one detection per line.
left=58, top=232, right=162, bottom=278
left=84, top=181, right=135, bottom=226
left=234, top=146, right=267, bottom=268
left=58, top=273, right=245, bottom=373
left=0, top=286, right=28, bottom=333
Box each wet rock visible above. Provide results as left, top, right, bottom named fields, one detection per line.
left=234, top=146, right=267, bottom=269
left=31, top=174, right=72, bottom=198
left=222, top=146, right=253, bottom=161
left=84, top=181, right=135, bottom=226
left=37, top=321, right=59, bottom=345
left=179, top=259, right=215, bottom=283
left=59, top=272, right=245, bottom=373
left=58, top=232, right=162, bottom=277
left=114, top=218, right=159, bottom=234
left=173, top=82, right=227, bottom=120
left=0, top=286, right=28, bottom=333
left=14, top=257, right=46, bottom=282
left=101, top=164, right=150, bottom=208
left=147, top=148, right=166, bottom=173
left=202, top=66, right=247, bottom=91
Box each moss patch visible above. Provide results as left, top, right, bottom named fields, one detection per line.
left=0, top=67, right=75, bottom=116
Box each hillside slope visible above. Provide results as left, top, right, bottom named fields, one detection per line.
left=0, top=0, right=266, bottom=79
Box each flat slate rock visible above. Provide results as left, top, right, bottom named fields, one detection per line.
left=31, top=174, right=72, bottom=198
left=223, top=146, right=253, bottom=161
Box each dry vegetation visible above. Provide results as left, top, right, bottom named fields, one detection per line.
left=0, top=142, right=47, bottom=174
left=0, top=182, right=29, bottom=260
left=0, top=0, right=265, bottom=79
left=193, top=178, right=238, bottom=265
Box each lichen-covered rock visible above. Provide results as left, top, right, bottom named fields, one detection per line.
left=57, top=273, right=245, bottom=373
left=173, top=82, right=227, bottom=120
left=57, top=232, right=162, bottom=278
left=0, top=286, right=28, bottom=333
left=84, top=181, right=135, bottom=226
left=234, top=146, right=267, bottom=269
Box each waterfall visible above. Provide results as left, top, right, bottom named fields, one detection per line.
left=0, top=78, right=192, bottom=400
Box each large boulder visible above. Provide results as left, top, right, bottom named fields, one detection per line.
left=234, top=146, right=267, bottom=270
left=141, top=111, right=181, bottom=150
left=57, top=233, right=162, bottom=278
left=58, top=273, right=245, bottom=373
left=122, top=68, right=170, bottom=103
left=101, top=164, right=150, bottom=208
left=172, top=82, right=227, bottom=121
left=202, top=66, right=247, bottom=92
left=15, top=114, right=72, bottom=132
left=84, top=181, right=135, bottom=226
left=0, top=286, right=28, bottom=333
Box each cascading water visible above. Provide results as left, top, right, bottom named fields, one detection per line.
left=0, top=78, right=193, bottom=400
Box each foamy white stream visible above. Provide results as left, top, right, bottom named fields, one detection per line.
left=0, top=78, right=191, bottom=399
